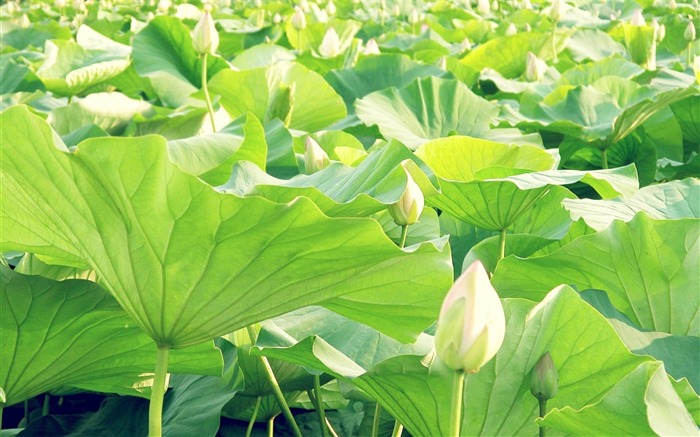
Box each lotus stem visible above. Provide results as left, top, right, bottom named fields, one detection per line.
left=201, top=53, right=216, bottom=132
left=246, top=326, right=303, bottom=437
left=498, top=229, right=507, bottom=261
left=148, top=345, right=170, bottom=437
left=313, top=375, right=330, bottom=437
left=399, top=225, right=408, bottom=248
left=268, top=416, right=275, bottom=437
left=449, top=370, right=465, bottom=437
left=371, top=402, right=382, bottom=437
left=0, top=404, right=4, bottom=431
left=538, top=399, right=547, bottom=437
left=601, top=148, right=608, bottom=169
left=245, top=396, right=262, bottom=437
left=550, top=21, right=558, bottom=63
left=391, top=420, right=404, bottom=437
left=42, top=394, right=49, bottom=416
left=308, top=389, right=341, bottom=437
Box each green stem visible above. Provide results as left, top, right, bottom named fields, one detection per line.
left=24, top=400, right=29, bottom=426
left=148, top=345, right=170, bottom=437
left=601, top=148, right=608, bottom=169
left=391, top=420, right=404, bottom=437
left=550, top=20, right=557, bottom=63
left=297, top=29, right=303, bottom=55
left=201, top=53, right=216, bottom=132
left=399, top=225, right=408, bottom=248
left=538, top=399, right=547, bottom=437
left=42, top=394, right=49, bottom=416
left=247, top=326, right=302, bottom=437
left=688, top=42, right=693, bottom=69
left=268, top=416, right=275, bottom=437
left=449, top=371, right=465, bottom=437
left=313, top=375, right=329, bottom=437
left=498, top=228, right=507, bottom=261
left=0, top=404, right=4, bottom=431
left=245, top=396, right=262, bottom=437
left=371, top=402, right=381, bottom=437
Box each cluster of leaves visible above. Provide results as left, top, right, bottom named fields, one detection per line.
left=0, top=0, right=698, bottom=436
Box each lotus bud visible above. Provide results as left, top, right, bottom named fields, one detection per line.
left=524, top=23, right=532, bottom=32
left=19, top=14, right=31, bottom=28
left=434, top=260, right=506, bottom=373
left=657, top=23, right=666, bottom=41
left=157, top=0, right=171, bottom=13
left=505, top=23, right=517, bottom=36
left=694, top=55, right=700, bottom=84
left=304, top=137, right=330, bottom=174
left=393, top=4, right=401, bottom=16
left=364, top=38, right=381, bottom=55
left=685, top=21, right=696, bottom=41
left=298, top=0, right=309, bottom=12
left=291, top=6, right=306, bottom=30
left=388, top=167, right=424, bottom=226
left=630, top=9, right=646, bottom=26
left=525, top=52, right=547, bottom=81
left=522, top=0, right=532, bottom=9
left=273, top=13, right=281, bottom=24
left=192, top=9, right=219, bottom=55
left=461, top=37, right=472, bottom=50
left=55, top=0, right=66, bottom=8
left=477, top=0, right=490, bottom=14
left=319, top=27, right=341, bottom=57
left=326, top=0, right=336, bottom=15
left=530, top=352, right=558, bottom=401
left=549, top=0, right=561, bottom=21
left=669, top=0, right=677, bottom=9
left=73, top=0, right=86, bottom=12
left=408, top=8, right=420, bottom=25
left=491, top=0, right=499, bottom=11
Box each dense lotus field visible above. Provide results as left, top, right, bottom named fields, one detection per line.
left=1, top=0, right=699, bottom=436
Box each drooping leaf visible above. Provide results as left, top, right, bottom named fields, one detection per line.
left=0, top=105, right=452, bottom=347
left=0, top=267, right=222, bottom=407
left=492, top=213, right=699, bottom=336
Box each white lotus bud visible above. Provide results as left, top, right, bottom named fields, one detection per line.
left=291, top=6, right=306, bottom=30
left=684, top=21, right=696, bottom=41
left=157, top=0, right=171, bottom=13
left=192, top=9, right=219, bottom=55
left=73, top=0, right=86, bottom=12
left=524, top=23, right=532, bottom=32
left=364, top=38, right=380, bottom=55
left=318, top=27, right=340, bottom=57
left=530, top=352, right=559, bottom=401
left=254, top=0, right=262, bottom=7
left=461, top=37, right=472, bottom=50
left=298, top=0, right=309, bottom=12
left=388, top=168, right=424, bottom=226
left=326, top=0, right=336, bottom=15
left=491, top=0, right=499, bottom=11
left=657, top=23, right=666, bottom=41
left=522, top=0, right=532, bottom=9
left=505, top=23, right=517, bottom=36
left=434, top=260, right=506, bottom=373
left=549, top=0, right=561, bottom=21
left=669, top=0, right=677, bottom=9
left=630, top=9, right=646, bottom=26
left=273, top=13, right=281, bottom=24
left=55, top=0, right=66, bottom=8
left=393, top=4, right=400, bottom=16
left=19, top=13, right=31, bottom=28
left=477, top=0, right=490, bottom=14
left=304, top=137, right=330, bottom=174
left=408, top=8, right=419, bottom=24
left=146, top=11, right=154, bottom=21
left=525, top=51, right=547, bottom=81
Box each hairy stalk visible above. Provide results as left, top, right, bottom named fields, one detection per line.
left=42, top=394, right=49, bottom=416
left=399, top=225, right=408, bottom=248
left=247, top=326, right=303, bottom=437
left=550, top=21, right=558, bottom=63
left=148, top=345, right=170, bottom=437
left=371, top=402, right=382, bottom=437
left=498, top=229, right=507, bottom=261
left=201, top=53, right=216, bottom=132
left=450, top=370, right=465, bottom=437
left=391, top=420, right=404, bottom=437
left=313, top=375, right=329, bottom=437
left=601, top=148, right=609, bottom=169
left=245, top=396, right=262, bottom=437
left=538, top=399, right=548, bottom=437
left=0, top=404, right=4, bottom=431
left=267, top=416, right=275, bottom=437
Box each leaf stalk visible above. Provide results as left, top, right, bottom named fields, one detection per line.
left=148, top=345, right=170, bottom=437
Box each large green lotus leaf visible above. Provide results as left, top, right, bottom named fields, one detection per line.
left=168, top=112, right=267, bottom=185
left=48, top=92, right=152, bottom=136
left=1, top=21, right=71, bottom=51
left=563, top=178, right=700, bottom=231
left=34, top=26, right=131, bottom=96
left=540, top=361, right=697, bottom=436
left=219, top=140, right=434, bottom=217
left=0, top=56, right=43, bottom=94
left=325, top=54, right=445, bottom=112
left=0, top=105, right=451, bottom=347
left=208, top=61, right=346, bottom=132
left=0, top=267, right=223, bottom=407
left=492, top=213, right=699, bottom=336
left=671, top=95, right=700, bottom=145
left=125, top=105, right=207, bottom=140
left=439, top=212, right=498, bottom=275
left=230, top=44, right=296, bottom=70
left=132, top=16, right=228, bottom=107
left=256, top=286, right=672, bottom=436
left=566, top=29, right=626, bottom=62
left=581, top=289, right=700, bottom=392
left=284, top=18, right=361, bottom=55
left=558, top=55, right=644, bottom=86
left=356, top=77, right=510, bottom=149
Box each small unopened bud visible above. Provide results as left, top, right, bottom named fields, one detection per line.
left=291, top=6, right=306, bottom=30
left=326, top=0, right=336, bottom=15
left=157, top=0, right=171, bottom=13
left=657, top=23, right=666, bottom=41
left=305, top=137, right=330, bottom=174
left=388, top=167, right=424, bottom=226
left=669, top=0, right=677, bottom=9
left=524, top=23, right=532, bottom=32
left=630, top=9, right=646, bottom=26
left=364, top=38, right=380, bottom=55
left=477, top=0, right=490, bottom=14
left=505, top=23, right=517, bottom=36
left=525, top=52, right=547, bottom=81
left=684, top=21, right=696, bottom=41
left=461, top=37, right=472, bottom=50
left=530, top=352, right=558, bottom=402
left=393, top=4, right=400, bottom=16
left=408, top=8, right=420, bottom=25
left=273, top=13, right=281, bottom=24
left=549, top=0, right=561, bottom=21
left=522, top=0, right=532, bottom=9
left=318, top=27, right=341, bottom=57
left=55, top=0, right=66, bottom=8
left=192, top=9, right=219, bottom=54
left=491, top=0, right=499, bottom=11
